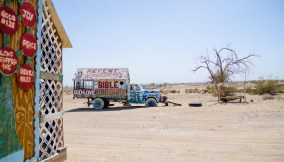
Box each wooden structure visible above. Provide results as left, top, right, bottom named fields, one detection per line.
left=0, top=0, right=71, bottom=161
left=39, top=0, right=71, bottom=161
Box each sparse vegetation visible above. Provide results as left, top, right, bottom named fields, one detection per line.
left=169, top=90, right=180, bottom=93
left=160, top=89, right=169, bottom=94
left=206, top=86, right=218, bottom=96
left=254, top=78, right=279, bottom=95
left=245, top=87, right=257, bottom=95
left=262, top=94, right=275, bottom=100
left=223, top=86, right=237, bottom=96
left=185, top=88, right=200, bottom=93
left=193, top=46, right=258, bottom=101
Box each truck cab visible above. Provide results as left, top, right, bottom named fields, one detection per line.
left=129, top=84, right=162, bottom=107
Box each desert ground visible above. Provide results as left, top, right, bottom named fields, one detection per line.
left=63, top=84, right=284, bottom=162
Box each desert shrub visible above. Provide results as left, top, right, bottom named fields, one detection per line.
left=185, top=88, right=200, bottom=93
left=169, top=90, right=180, bottom=93
left=246, top=87, right=257, bottom=94
left=206, top=86, right=218, bottom=96
left=263, top=94, right=275, bottom=100
left=193, top=88, right=200, bottom=93
left=277, top=84, right=284, bottom=93
left=223, top=86, right=237, bottom=96
left=185, top=89, right=193, bottom=93
left=160, top=89, right=169, bottom=94
left=254, top=79, right=279, bottom=95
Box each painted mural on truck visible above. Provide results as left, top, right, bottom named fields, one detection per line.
left=74, top=79, right=128, bottom=99
left=73, top=68, right=130, bottom=100
left=129, top=84, right=161, bottom=104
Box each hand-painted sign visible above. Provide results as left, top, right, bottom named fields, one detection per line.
left=73, top=89, right=127, bottom=98
left=17, top=64, right=35, bottom=90
left=20, top=2, right=36, bottom=27
left=21, top=33, right=37, bottom=58
left=98, top=81, right=119, bottom=89
left=96, top=89, right=127, bottom=96
left=76, top=68, right=129, bottom=80
left=0, top=47, right=18, bottom=75
left=73, top=90, right=96, bottom=96
left=0, top=6, right=18, bottom=35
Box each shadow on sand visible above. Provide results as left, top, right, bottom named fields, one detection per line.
left=65, top=106, right=147, bottom=113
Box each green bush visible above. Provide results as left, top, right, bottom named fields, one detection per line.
left=169, top=90, right=180, bottom=93
left=185, top=88, right=200, bottom=93
left=206, top=86, right=218, bottom=96
left=254, top=79, right=279, bottom=95
left=223, top=86, right=237, bottom=96
left=185, top=89, right=193, bottom=93
left=277, top=84, right=284, bottom=93
left=246, top=87, right=257, bottom=94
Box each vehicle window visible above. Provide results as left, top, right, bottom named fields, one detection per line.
left=83, top=81, right=93, bottom=89
left=131, top=84, right=139, bottom=91
left=75, top=81, right=93, bottom=89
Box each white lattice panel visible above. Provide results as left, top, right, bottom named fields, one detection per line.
left=39, top=0, right=64, bottom=160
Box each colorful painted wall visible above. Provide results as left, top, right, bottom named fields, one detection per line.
left=0, top=0, right=40, bottom=161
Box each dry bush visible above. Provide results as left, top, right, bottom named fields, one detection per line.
left=263, top=94, right=275, bottom=100
left=185, top=88, right=201, bottom=93
left=169, top=90, right=180, bottom=93
left=160, top=89, right=169, bottom=94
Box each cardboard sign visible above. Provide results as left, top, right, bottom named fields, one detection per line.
left=0, top=47, right=18, bottom=75
left=0, top=6, right=18, bottom=35
left=20, top=2, right=36, bottom=27
left=17, top=64, right=35, bottom=90
left=21, top=33, right=37, bottom=58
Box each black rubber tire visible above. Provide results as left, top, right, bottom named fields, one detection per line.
left=189, top=103, right=202, bottom=107
left=145, top=98, right=158, bottom=107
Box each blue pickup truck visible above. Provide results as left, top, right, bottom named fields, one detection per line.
left=72, top=68, right=164, bottom=109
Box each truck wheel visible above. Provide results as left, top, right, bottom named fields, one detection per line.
left=145, top=98, right=157, bottom=107
left=93, top=98, right=104, bottom=110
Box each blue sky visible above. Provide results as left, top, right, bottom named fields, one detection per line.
left=52, top=0, right=284, bottom=86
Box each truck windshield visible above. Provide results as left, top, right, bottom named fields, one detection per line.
left=139, top=84, right=145, bottom=91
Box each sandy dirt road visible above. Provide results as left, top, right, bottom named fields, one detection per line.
left=63, top=92, right=284, bottom=162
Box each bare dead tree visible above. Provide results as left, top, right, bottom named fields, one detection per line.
left=193, top=47, right=258, bottom=101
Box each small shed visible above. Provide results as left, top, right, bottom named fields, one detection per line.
left=0, top=0, right=71, bottom=161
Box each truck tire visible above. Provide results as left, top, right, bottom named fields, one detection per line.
left=188, top=103, right=202, bottom=107
left=93, top=98, right=105, bottom=110
left=145, top=98, right=157, bottom=107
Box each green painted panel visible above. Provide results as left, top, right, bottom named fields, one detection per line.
left=0, top=75, right=22, bottom=158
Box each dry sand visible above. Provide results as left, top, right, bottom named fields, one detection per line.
left=63, top=85, right=284, bottom=162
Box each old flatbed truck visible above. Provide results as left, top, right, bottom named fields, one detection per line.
left=72, top=68, right=164, bottom=109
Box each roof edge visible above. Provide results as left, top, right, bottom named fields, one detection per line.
left=45, top=0, right=72, bottom=48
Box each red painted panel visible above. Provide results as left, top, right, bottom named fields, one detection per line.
left=17, top=64, right=35, bottom=90
left=20, top=2, right=36, bottom=27
left=21, top=33, right=37, bottom=58
left=0, top=6, right=19, bottom=35
left=0, top=47, right=18, bottom=75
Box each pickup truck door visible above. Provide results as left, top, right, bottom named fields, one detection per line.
left=129, top=84, right=144, bottom=104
